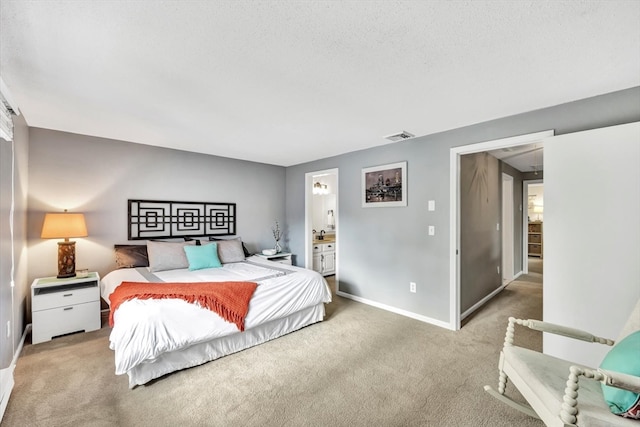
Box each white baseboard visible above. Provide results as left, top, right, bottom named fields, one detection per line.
left=0, top=323, right=31, bottom=422
left=460, top=285, right=506, bottom=321
left=335, top=290, right=454, bottom=330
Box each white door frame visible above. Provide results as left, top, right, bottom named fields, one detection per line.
left=449, top=130, right=553, bottom=330
left=502, top=173, right=514, bottom=285
left=304, top=168, right=339, bottom=275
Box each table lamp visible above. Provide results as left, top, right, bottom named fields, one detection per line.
left=41, top=210, right=88, bottom=278
left=533, top=205, right=543, bottom=221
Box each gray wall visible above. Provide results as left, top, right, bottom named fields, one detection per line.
left=285, top=87, right=640, bottom=325
left=27, top=129, right=286, bottom=295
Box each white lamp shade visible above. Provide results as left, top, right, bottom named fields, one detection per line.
left=41, top=212, right=88, bottom=239
left=533, top=206, right=544, bottom=213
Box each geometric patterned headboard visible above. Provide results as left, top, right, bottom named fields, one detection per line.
left=127, top=199, right=236, bottom=240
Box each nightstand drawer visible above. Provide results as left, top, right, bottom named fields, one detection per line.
left=32, top=285, right=99, bottom=311
left=32, top=300, right=101, bottom=344
left=31, top=273, right=101, bottom=345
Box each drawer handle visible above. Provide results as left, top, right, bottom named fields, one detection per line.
left=63, top=307, right=74, bottom=311
left=63, top=293, right=73, bottom=297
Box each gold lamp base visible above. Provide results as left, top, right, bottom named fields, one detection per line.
left=57, top=240, right=77, bottom=279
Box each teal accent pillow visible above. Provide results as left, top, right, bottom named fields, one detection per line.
left=600, top=330, right=640, bottom=418
left=184, top=243, right=222, bottom=271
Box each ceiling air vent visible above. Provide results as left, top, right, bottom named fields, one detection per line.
left=384, top=131, right=415, bottom=142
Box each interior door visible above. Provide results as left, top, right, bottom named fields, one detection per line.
left=543, top=121, right=639, bottom=367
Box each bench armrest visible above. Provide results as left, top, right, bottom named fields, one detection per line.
left=559, top=366, right=640, bottom=425
left=503, top=317, right=615, bottom=347
left=599, top=368, right=640, bottom=394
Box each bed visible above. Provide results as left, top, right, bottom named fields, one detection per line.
left=101, top=240, right=332, bottom=388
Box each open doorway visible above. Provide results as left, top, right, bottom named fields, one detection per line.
left=449, top=130, right=551, bottom=330
left=304, top=168, right=338, bottom=281
left=524, top=181, right=544, bottom=276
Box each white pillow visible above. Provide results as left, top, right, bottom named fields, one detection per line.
left=147, top=240, right=195, bottom=272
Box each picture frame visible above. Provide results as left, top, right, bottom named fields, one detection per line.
left=362, top=161, right=407, bottom=207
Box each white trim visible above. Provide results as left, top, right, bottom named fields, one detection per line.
left=460, top=285, right=507, bottom=321
left=449, top=130, right=554, bottom=330
left=11, top=324, right=29, bottom=367
left=336, top=291, right=454, bottom=330
left=0, top=324, right=30, bottom=422
left=449, top=152, right=460, bottom=330
left=502, top=173, right=515, bottom=285
left=304, top=172, right=314, bottom=270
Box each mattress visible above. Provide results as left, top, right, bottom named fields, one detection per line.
left=101, top=256, right=332, bottom=387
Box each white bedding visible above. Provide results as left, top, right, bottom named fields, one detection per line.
left=101, top=256, right=332, bottom=385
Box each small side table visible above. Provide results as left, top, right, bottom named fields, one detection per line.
left=255, top=252, right=292, bottom=265
left=31, top=272, right=101, bottom=344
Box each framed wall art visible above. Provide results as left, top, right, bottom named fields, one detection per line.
left=362, top=161, right=407, bottom=207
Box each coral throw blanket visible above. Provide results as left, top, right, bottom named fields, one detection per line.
left=109, top=281, right=258, bottom=331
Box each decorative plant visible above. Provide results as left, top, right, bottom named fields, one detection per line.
left=272, top=221, right=283, bottom=252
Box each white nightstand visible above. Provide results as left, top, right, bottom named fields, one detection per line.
left=31, top=272, right=101, bottom=344
left=255, top=252, right=292, bottom=265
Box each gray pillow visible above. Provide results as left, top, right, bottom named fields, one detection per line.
left=147, top=240, right=195, bottom=272
left=215, top=238, right=246, bottom=263
left=209, top=236, right=251, bottom=257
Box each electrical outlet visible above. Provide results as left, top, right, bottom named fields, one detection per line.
left=428, top=226, right=435, bottom=236
left=410, top=282, right=417, bottom=293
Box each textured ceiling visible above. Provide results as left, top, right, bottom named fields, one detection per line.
left=1, top=1, right=639, bottom=166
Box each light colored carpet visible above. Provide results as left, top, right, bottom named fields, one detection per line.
left=3, top=276, right=544, bottom=427
left=528, top=257, right=543, bottom=276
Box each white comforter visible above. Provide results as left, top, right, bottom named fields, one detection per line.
left=101, top=256, right=332, bottom=376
